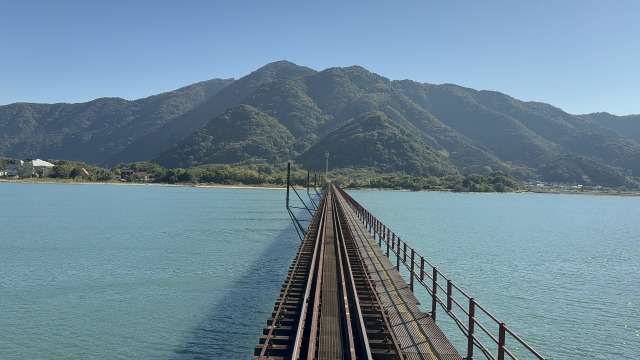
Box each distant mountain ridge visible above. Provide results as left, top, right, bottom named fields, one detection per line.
left=1, top=60, right=639, bottom=188
left=0, top=78, right=234, bottom=164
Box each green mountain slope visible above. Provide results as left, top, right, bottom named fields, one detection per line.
left=583, top=112, right=640, bottom=144
left=0, top=79, right=233, bottom=164
left=106, top=61, right=316, bottom=164
left=154, top=104, right=295, bottom=168
left=296, top=111, right=458, bottom=176
left=109, top=64, right=640, bottom=187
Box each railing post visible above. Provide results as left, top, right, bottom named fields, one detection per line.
left=396, top=238, right=401, bottom=270
left=431, top=267, right=438, bottom=321
left=374, top=218, right=377, bottom=235
left=373, top=219, right=377, bottom=239
left=386, top=229, right=390, bottom=248
left=379, top=224, right=383, bottom=246
left=386, top=233, right=391, bottom=257
left=420, top=257, right=425, bottom=282
left=410, top=248, right=415, bottom=292
left=403, top=243, right=407, bottom=263
left=447, top=280, right=452, bottom=312
left=498, top=323, right=506, bottom=360
left=467, top=298, right=476, bottom=360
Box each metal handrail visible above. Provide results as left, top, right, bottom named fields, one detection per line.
left=337, top=186, right=546, bottom=360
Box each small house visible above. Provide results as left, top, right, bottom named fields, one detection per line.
left=23, top=159, right=55, bottom=177
left=120, top=169, right=149, bottom=181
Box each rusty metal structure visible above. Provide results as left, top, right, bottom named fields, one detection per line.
left=255, top=180, right=545, bottom=360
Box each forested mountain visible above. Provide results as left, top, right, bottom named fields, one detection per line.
left=582, top=112, right=640, bottom=144
left=2, top=61, right=639, bottom=188
left=106, top=61, right=315, bottom=164
left=296, top=111, right=459, bottom=176
left=154, top=104, right=296, bottom=166
left=0, top=78, right=233, bottom=164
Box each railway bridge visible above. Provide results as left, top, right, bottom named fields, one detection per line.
left=254, top=182, right=545, bottom=360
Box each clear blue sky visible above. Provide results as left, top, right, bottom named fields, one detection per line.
left=1, top=0, right=639, bottom=115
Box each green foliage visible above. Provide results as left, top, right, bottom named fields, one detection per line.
left=342, top=172, right=522, bottom=192
left=0, top=157, right=13, bottom=169
left=584, top=113, right=640, bottom=144
left=297, top=111, right=458, bottom=177
left=0, top=79, right=234, bottom=164
left=537, top=154, right=639, bottom=188
left=154, top=104, right=295, bottom=168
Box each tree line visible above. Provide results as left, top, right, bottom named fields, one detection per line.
left=1, top=157, right=523, bottom=192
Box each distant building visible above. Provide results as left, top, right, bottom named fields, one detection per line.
left=2, top=159, right=55, bottom=178
left=4, top=160, right=23, bottom=178
left=22, top=159, right=55, bottom=177
left=120, top=169, right=149, bottom=181
left=120, top=169, right=135, bottom=179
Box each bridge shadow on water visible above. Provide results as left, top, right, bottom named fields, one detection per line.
left=169, top=217, right=306, bottom=360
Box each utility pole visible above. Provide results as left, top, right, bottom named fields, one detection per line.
left=325, top=152, right=329, bottom=182
left=286, top=162, right=290, bottom=208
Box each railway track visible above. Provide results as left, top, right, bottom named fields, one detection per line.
left=254, top=185, right=403, bottom=360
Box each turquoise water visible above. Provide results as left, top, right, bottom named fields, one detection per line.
left=1, top=184, right=638, bottom=359
left=350, top=190, right=640, bottom=359
left=0, top=183, right=300, bottom=359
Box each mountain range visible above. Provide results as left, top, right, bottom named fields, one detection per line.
left=2, top=61, right=639, bottom=188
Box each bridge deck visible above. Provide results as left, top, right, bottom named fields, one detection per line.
left=336, top=194, right=462, bottom=360
left=255, top=185, right=462, bottom=359
left=318, top=190, right=343, bottom=359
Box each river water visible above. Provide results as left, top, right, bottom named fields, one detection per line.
left=1, top=183, right=638, bottom=359
left=351, top=190, right=640, bottom=359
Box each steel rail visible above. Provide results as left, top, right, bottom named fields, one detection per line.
left=292, top=193, right=328, bottom=360
left=302, top=201, right=326, bottom=359
left=334, top=185, right=403, bottom=359
left=332, top=190, right=367, bottom=360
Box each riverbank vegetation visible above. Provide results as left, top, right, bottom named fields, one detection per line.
left=1, top=158, right=528, bottom=192
left=6, top=157, right=638, bottom=194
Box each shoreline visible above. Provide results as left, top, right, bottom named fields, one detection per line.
left=3, top=179, right=639, bottom=196
left=0, top=179, right=287, bottom=190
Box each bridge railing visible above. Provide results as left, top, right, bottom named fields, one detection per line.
left=336, top=187, right=545, bottom=360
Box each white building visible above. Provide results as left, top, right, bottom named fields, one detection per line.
left=10, top=159, right=56, bottom=178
